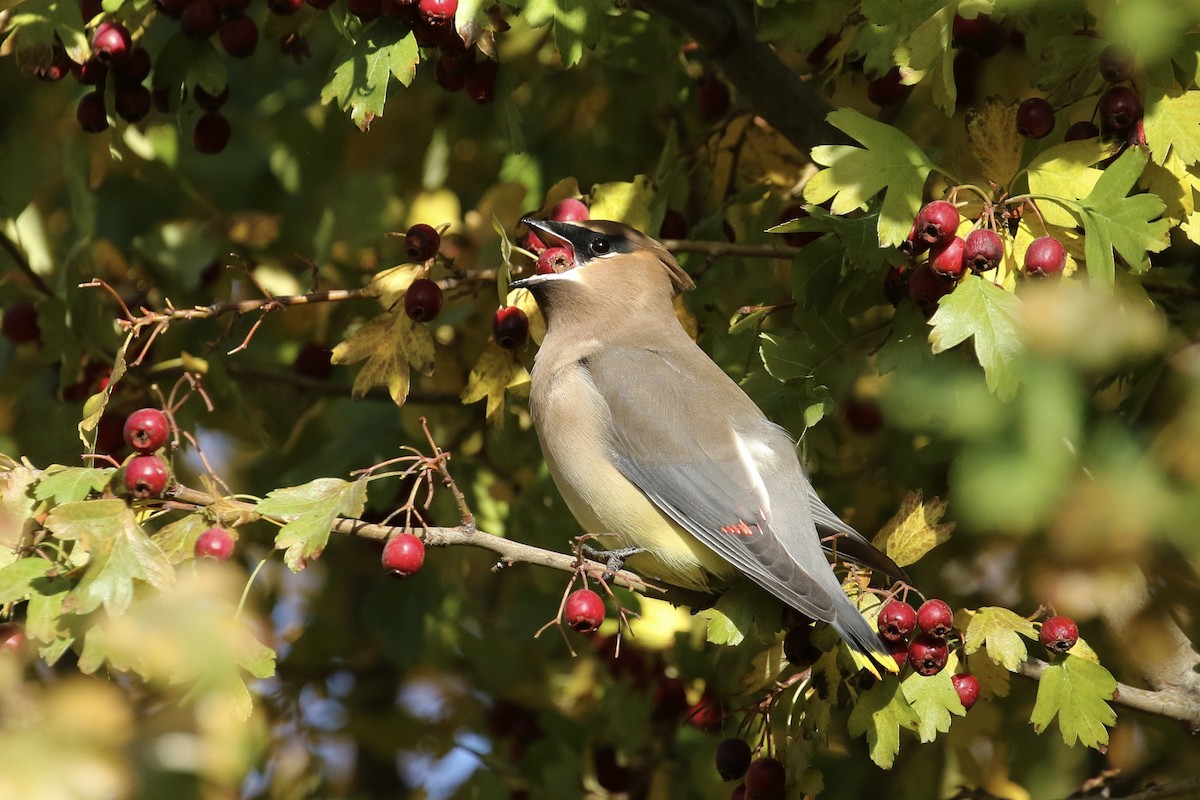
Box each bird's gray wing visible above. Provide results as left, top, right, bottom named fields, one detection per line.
left=808, top=488, right=910, bottom=583
left=582, top=346, right=842, bottom=624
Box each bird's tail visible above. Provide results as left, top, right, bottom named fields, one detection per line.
left=831, top=599, right=898, bottom=678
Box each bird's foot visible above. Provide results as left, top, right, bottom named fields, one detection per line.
left=582, top=545, right=646, bottom=579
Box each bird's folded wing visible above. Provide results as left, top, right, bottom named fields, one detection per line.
left=808, top=488, right=910, bottom=583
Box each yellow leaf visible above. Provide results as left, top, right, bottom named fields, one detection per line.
left=965, top=96, right=1023, bottom=187
left=1025, top=139, right=1114, bottom=227
left=537, top=176, right=584, bottom=214
left=1183, top=211, right=1200, bottom=245
left=398, top=314, right=435, bottom=376
left=331, top=312, right=427, bottom=405
left=369, top=263, right=424, bottom=310
left=872, top=490, right=954, bottom=567
left=1138, top=149, right=1198, bottom=226
left=408, top=188, right=461, bottom=231
left=506, top=288, right=547, bottom=345
left=590, top=175, right=655, bottom=232
left=461, top=343, right=529, bottom=425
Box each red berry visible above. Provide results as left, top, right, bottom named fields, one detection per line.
left=731, top=785, right=746, bottom=800
left=964, top=229, right=1003, bottom=273
left=1039, top=615, right=1079, bottom=654
left=843, top=397, right=883, bottom=434
left=697, top=76, right=731, bottom=121
left=564, top=588, right=604, bottom=633
left=907, top=263, right=954, bottom=313
left=220, top=14, right=259, bottom=57
left=2, top=302, right=40, bottom=344
left=154, top=0, right=189, bottom=17
left=928, top=236, right=967, bottom=280
left=92, top=21, right=132, bottom=61
left=418, top=0, right=456, bottom=22
left=434, top=52, right=469, bottom=92
left=907, top=634, right=949, bottom=676
left=686, top=689, right=723, bottom=730
left=74, top=58, right=108, bottom=85
left=1024, top=235, right=1066, bottom=278
left=181, top=0, right=221, bottom=38
left=744, top=757, right=786, bottom=800
left=877, top=600, right=917, bottom=642
left=900, top=222, right=928, bottom=257
left=34, top=47, right=73, bottom=81
left=382, top=533, right=425, bottom=577
left=465, top=59, right=497, bottom=104
left=952, top=13, right=991, bottom=46
left=715, top=738, right=752, bottom=781
left=293, top=342, right=334, bottom=379
left=96, top=412, right=127, bottom=456
left=952, top=673, right=980, bottom=710
left=652, top=677, right=688, bottom=720
left=659, top=209, right=689, bottom=240
left=1099, top=86, right=1142, bottom=133
left=867, top=66, right=907, bottom=106
left=193, top=113, right=231, bottom=154
left=886, top=637, right=909, bottom=668
left=492, top=306, right=529, bottom=351
left=77, top=91, right=109, bottom=133
left=884, top=264, right=909, bottom=305
left=1017, top=97, right=1055, bottom=139
left=405, top=223, right=441, bottom=261
left=551, top=198, right=589, bottom=223
left=404, top=278, right=444, bottom=322
left=113, top=46, right=151, bottom=83
left=123, top=408, right=169, bottom=453
left=916, top=598, right=954, bottom=638
left=782, top=624, right=821, bottom=667
left=0, top=622, right=25, bottom=654
left=915, top=201, right=959, bottom=247
left=123, top=454, right=170, bottom=499
left=536, top=246, right=572, bottom=275
left=1099, top=43, right=1134, bottom=83
left=778, top=204, right=819, bottom=248
left=195, top=527, right=235, bottom=560
left=115, top=84, right=151, bottom=122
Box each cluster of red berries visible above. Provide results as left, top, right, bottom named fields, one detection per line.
left=888, top=199, right=1066, bottom=313
left=877, top=598, right=982, bottom=709
left=1018, top=42, right=1142, bottom=145
left=717, top=747, right=786, bottom=800
left=382, top=532, right=426, bottom=577
left=118, top=408, right=173, bottom=499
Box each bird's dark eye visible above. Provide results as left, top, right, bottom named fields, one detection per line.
left=589, top=236, right=611, bottom=255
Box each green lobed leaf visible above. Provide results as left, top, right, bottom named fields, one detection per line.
left=521, top=0, right=607, bottom=68
left=847, top=679, right=920, bottom=769
left=0, top=557, right=54, bottom=605
left=0, top=466, right=39, bottom=570
left=771, top=206, right=892, bottom=271
left=803, top=109, right=938, bottom=248
left=895, top=5, right=957, bottom=116
left=901, top=652, right=966, bottom=742
left=928, top=275, right=1025, bottom=401
left=1031, top=34, right=1107, bottom=104
left=699, top=583, right=778, bottom=647
left=1030, top=655, right=1118, bottom=749
left=962, top=606, right=1037, bottom=672
left=151, top=513, right=211, bottom=564
left=1075, top=147, right=1171, bottom=289
left=789, top=235, right=843, bottom=313
left=759, top=331, right=817, bottom=383
left=34, top=466, right=114, bottom=504
left=258, top=477, right=369, bottom=572
left=320, top=24, right=419, bottom=130
left=1143, top=87, right=1200, bottom=167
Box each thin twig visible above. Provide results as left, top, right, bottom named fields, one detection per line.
left=0, top=230, right=51, bottom=296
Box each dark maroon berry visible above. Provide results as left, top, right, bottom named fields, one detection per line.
left=782, top=624, right=821, bottom=668
left=916, top=599, right=954, bottom=638
left=952, top=673, right=980, bottom=710
left=382, top=0, right=418, bottom=17
left=465, top=59, right=497, bottom=104
left=492, top=306, right=529, bottom=351
left=219, top=15, right=259, bottom=57
left=843, top=397, right=883, bottom=434
left=123, top=454, right=170, bottom=499
left=744, top=757, right=786, bottom=800
left=293, top=342, right=334, bottom=379
left=193, top=113, right=231, bottom=154
left=908, top=263, right=954, bottom=313
left=382, top=533, right=425, bottom=576
left=536, top=246, right=572, bottom=275
left=908, top=634, right=949, bottom=676
left=900, top=222, right=928, bottom=257
left=115, top=84, right=151, bottom=122
left=928, top=236, right=967, bottom=280
left=193, top=84, right=229, bottom=111
left=267, top=0, right=304, bottom=13
left=565, top=589, right=604, bottom=633
left=1024, top=235, right=1066, bottom=278
left=778, top=204, right=819, bottom=247
left=347, top=0, right=382, bottom=19
left=81, top=0, right=103, bottom=22
left=551, top=198, right=589, bottom=222
left=181, top=0, right=221, bottom=38
left=92, top=22, right=131, bottom=61
left=113, top=46, right=150, bottom=83
left=877, top=601, right=917, bottom=642
left=404, top=223, right=441, bottom=261
left=952, top=13, right=991, bottom=46
left=2, top=302, right=40, bottom=344
left=1017, top=97, right=1055, bottom=139
left=659, top=209, right=689, bottom=240
left=77, top=91, right=109, bottom=133
left=963, top=229, right=1003, bottom=272
left=1040, top=616, right=1079, bottom=654
left=1099, top=43, right=1134, bottom=83
left=154, top=0, right=189, bottom=17
left=307, top=0, right=337, bottom=8
left=915, top=201, right=959, bottom=247
left=34, top=47, right=72, bottom=81
left=435, top=52, right=468, bottom=92
left=96, top=412, right=127, bottom=456
left=652, top=677, right=688, bottom=721
left=697, top=76, right=731, bottom=121
left=73, top=58, right=108, bottom=85
left=715, top=738, right=752, bottom=782
left=404, top=278, right=444, bottom=322
left=123, top=408, right=169, bottom=452
left=867, top=66, right=907, bottom=106
left=1064, top=120, right=1100, bottom=141
left=592, top=745, right=632, bottom=793
left=1099, top=86, right=1142, bottom=133
left=195, top=527, right=235, bottom=560
left=884, top=264, right=909, bottom=305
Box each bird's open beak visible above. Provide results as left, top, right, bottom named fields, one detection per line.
left=511, top=217, right=580, bottom=288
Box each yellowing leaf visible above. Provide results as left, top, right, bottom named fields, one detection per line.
left=803, top=109, right=937, bottom=247
left=1139, top=149, right=1199, bottom=226
left=965, top=96, right=1023, bottom=187
left=590, top=175, right=655, bottom=232
left=1030, top=655, right=1117, bottom=749
left=1144, top=87, right=1200, bottom=166
left=847, top=680, right=920, bottom=769
left=902, top=651, right=966, bottom=742
left=968, top=645, right=1012, bottom=699
left=461, top=343, right=529, bottom=425
left=1183, top=211, right=1200, bottom=245
left=872, top=490, right=954, bottom=567
left=369, top=263, right=424, bottom=310
left=962, top=606, right=1037, bottom=672
left=895, top=5, right=957, bottom=116
left=506, top=288, right=546, bottom=345
left=332, top=312, right=435, bottom=405
left=1025, top=139, right=1112, bottom=228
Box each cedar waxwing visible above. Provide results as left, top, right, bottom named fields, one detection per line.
left=513, top=217, right=904, bottom=670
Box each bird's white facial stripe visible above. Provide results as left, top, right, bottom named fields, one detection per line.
left=733, top=431, right=772, bottom=521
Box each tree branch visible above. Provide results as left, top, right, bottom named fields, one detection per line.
left=1104, top=774, right=1200, bottom=800
left=0, top=229, right=52, bottom=296
left=637, top=0, right=848, bottom=153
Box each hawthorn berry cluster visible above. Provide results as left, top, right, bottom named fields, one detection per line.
left=876, top=598, right=984, bottom=709
left=715, top=742, right=786, bottom=800
left=1018, top=40, right=1143, bottom=146
left=888, top=199, right=1066, bottom=314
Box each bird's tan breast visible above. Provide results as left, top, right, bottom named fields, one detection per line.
left=529, top=358, right=735, bottom=591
